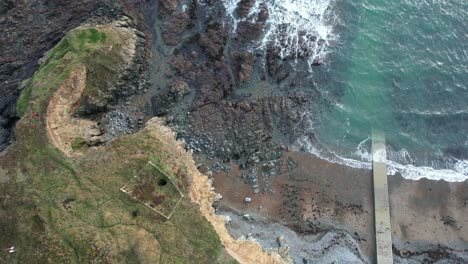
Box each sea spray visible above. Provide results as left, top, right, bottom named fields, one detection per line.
left=221, top=0, right=338, bottom=68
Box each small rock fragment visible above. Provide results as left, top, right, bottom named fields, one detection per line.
left=277, top=235, right=284, bottom=247
left=223, top=215, right=231, bottom=224
left=214, top=193, right=223, bottom=202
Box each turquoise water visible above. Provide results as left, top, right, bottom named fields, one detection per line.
left=312, top=0, right=468, bottom=180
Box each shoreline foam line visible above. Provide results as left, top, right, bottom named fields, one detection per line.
left=372, top=131, right=393, bottom=264
left=297, top=134, right=468, bottom=182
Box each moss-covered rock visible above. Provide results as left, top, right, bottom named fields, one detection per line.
left=16, top=18, right=146, bottom=118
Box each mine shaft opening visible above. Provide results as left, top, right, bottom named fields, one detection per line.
left=158, top=178, right=168, bottom=186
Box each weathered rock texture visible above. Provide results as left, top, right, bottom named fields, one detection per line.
left=147, top=0, right=319, bottom=171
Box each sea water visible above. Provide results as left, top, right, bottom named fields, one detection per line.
left=222, top=0, right=468, bottom=181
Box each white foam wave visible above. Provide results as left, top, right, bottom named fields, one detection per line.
left=355, top=137, right=372, bottom=162
left=297, top=136, right=468, bottom=182
left=296, top=136, right=372, bottom=170
left=221, top=0, right=338, bottom=69
left=398, top=109, right=468, bottom=116
left=387, top=159, right=468, bottom=182
left=222, top=0, right=242, bottom=31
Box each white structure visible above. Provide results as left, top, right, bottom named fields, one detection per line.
left=372, top=131, right=393, bottom=264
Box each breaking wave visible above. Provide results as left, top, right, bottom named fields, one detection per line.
left=222, top=0, right=338, bottom=68
left=297, top=136, right=468, bottom=182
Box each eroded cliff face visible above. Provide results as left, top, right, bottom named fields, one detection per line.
left=0, top=0, right=149, bottom=151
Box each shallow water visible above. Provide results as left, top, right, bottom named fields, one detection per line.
left=312, top=0, right=468, bottom=181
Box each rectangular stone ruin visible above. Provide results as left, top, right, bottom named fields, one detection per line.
left=120, top=161, right=184, bottom=219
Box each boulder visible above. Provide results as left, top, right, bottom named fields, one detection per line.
left=235, top=0, right=256, bottom=18
left=84, top=124, right=106, bottom=146
left=169, top=80, right=191, bottom=101
left=162, top=12, right=190, bottom=45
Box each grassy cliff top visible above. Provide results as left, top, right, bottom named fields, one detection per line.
left=1, top=23, right=235, bottom=263
left=16, top=24, right=134, bottom=117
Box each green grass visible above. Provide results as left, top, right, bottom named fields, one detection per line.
left=16, top=26, right=116, bottom=117
left=16, top=81, right=33, bottom=116
left=122, top=163, right=183, bottom=218
left=2, top=123, right=229, bottom=263
left=71, top=137, right=87, bottom=151
left=76, top=28, right=107, bottom=47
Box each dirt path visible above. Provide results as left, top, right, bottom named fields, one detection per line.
left=46, top=64, right=98, bottom=157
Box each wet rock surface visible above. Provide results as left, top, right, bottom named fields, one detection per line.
left=148, top=0, right=319, bottom=170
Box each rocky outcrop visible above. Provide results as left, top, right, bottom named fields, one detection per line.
left=179, top=95, right=311, bottom=167
left=162, top=12, right=190, bottom=45
left=75, top=18, right=147, bottom=116
left=267, top=44, right=293, bottom=83
left=232, top=51, right=254, bottom=83
left=158, top=0, right=180, bottom=17
left=0, top=0, right=126, bottom=151
left=235, top=0, right=257, bottom=18
left=31, top=20, right=147, bottom=156
left=169, top=80, right=191, bottom=101
left=199, top=22, right=229, bottom=59
left=146, top=0, right=318, bottom=171
left=84, top=124, right=106, bottom=146
left=235, top=21, right=264, bottom=43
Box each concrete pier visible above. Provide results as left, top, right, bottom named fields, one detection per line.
left=372, top=132, right=393, bottom=264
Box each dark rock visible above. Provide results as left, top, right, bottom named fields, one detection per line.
left=312, top=58, right=322, bottom=66
left=0, top=0, right=15, bottom=15
left=257, top=4, right=269, bottom=22
left=232, top=51, right=254, bottom=83
left=170, top=54, right=193, bottom=75
left=266, top=44, right=292, bottom=82
left=199, top=23, right=228, bottom=59
left=235, top=0, right=256, bottom=18
left=146, top=0, right=320, bottom=175
left=169, top=80, right=191, bottom=101
left=181, top=95, right=309, bottom=163
left=235, top=21, right=264, bottom=43
left=158, top=0, right=180, bottom=17
left=162, top=12, right=190, bottom=45
left=195, top=61, right=233, bottom=106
